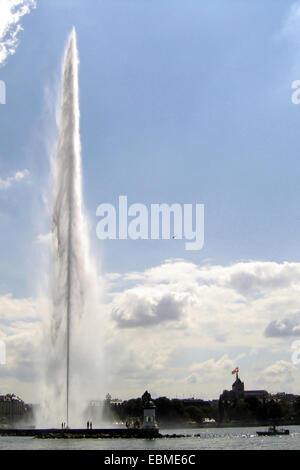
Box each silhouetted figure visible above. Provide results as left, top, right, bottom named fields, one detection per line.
left=87, top=421, right=89, bottom=429
left=142, top=390, right=151, bottom=405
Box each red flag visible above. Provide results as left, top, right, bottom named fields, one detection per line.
left=232, top=367, right=239, bottom=375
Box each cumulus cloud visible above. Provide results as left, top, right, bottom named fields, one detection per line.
left=0, top=293, right=45, bottom=400
left=0, top=0, right=36, bottom=66
left=3, top=258, right=300, bottom=401
left=257, top=360, right=298, bottom=390
left=0, top=168, right=29, bottom=189
left=108, top=259, right=300, bottom=338
left=103, top=259, right=300, bottom=397
left=3, top=320, right=42, bottom=382
left=111, top=292, right=185, bottom=328
left=0, top=293, right=39, bottom=323
left=227, top=262, right=300, bottom=296
left=188, top=355, right=236, bottom=384
left=265, top=313, right=300, bottom=338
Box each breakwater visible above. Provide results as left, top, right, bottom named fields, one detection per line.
left=0, top=428, right=162, bottom=439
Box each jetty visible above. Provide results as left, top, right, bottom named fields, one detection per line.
left=0, top=428, right=162, bottom=439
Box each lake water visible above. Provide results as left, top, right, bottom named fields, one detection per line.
left=0, top=426, right=299, bottom=450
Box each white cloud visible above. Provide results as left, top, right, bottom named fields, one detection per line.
left=0, top=0, right=36, bottom=66
left=0, top=293, right=45, bottom=402
left=0, top=293, right=39, bottom=323
left=257, top=360, right=299, bottom=391
left=111, top=292, right=186, bottom=328
left=278, top=0, right=300, bottom=76
left=0, top=168, right=29, bottom=189
left=265, top=313, right=300, bottom=338
left=3, top=259, right=300, bottom=402
left=108, top=260, right=300, bottom=341
left=103, top=259, right=300, bottom=398
left=188, top=355, right=237, bottom=386
left=281, top=1, right=300, bottom=41
left=36, top=232, right=52, bottom=245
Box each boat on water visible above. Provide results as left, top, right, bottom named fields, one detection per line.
left=257, top=425, right=289, bottom=436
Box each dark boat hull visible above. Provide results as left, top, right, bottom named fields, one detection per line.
left=257, top=430, right=289, bottom=436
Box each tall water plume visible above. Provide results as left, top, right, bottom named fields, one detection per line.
left=39, top=28, right=103, bottom=427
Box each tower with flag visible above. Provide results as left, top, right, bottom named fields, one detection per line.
left=231, top=367, right=244, bottom=399
left=219, top=369, right=269, bottom=423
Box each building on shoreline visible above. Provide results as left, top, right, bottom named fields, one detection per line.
left=219, top=372, right=269, bottom=404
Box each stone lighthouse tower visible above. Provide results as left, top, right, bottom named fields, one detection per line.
left=141, top=391, right=158, bottom=429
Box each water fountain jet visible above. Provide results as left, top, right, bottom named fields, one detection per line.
left=41, top=27, right=102, bottom=428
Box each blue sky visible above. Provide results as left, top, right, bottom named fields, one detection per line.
left=1, top=0, right=300, bottom=295
left=2, top=1, right=300, bottom=402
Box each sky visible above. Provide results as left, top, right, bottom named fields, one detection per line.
left=1, top=0, right=300, bottom=403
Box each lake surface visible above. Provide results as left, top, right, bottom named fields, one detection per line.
left=0, top=426, right=299, bottom=450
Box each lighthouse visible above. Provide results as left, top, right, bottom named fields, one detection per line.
left=141, top=391, right=158, bottom=429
